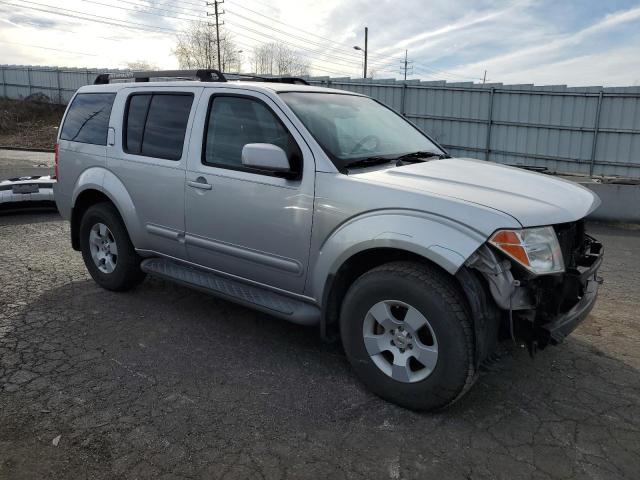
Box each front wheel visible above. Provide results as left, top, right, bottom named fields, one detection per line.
left=340, top=261, right=476, bottom=411
left=79, top=202, right=146, bottom=291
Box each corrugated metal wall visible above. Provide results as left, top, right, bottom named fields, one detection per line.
left=0, top=65, right=127, bottom=104
left=2, top=65, right=640, bottom=179
left=308, top=78, right=640, bottom=179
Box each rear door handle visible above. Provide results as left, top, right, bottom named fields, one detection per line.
left=187, top=177, right=212, bottom=190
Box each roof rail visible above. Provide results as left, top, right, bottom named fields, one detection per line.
left=93, top=70, right=309, bottom=86
left=226, top=74, right=310, bottom=85
left=94, top=69, right=227, bottom=85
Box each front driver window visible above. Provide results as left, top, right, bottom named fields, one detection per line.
left=203, top=96, right=302, bottom=175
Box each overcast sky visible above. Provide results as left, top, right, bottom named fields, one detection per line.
left=1, top=0, right=639, bottom=86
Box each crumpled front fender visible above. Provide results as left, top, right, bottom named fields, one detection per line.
left=307, top=209, right=490, bottom=301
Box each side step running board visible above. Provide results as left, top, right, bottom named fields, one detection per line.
left=140, top=258, right=320, bottom=326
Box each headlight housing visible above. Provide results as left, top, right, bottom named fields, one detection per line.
left=489, top=226, right=565, bottom=275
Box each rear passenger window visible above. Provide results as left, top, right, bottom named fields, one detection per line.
left=60, top=93, right=115, bottom=145
left=124, top=93, right=193, bottom=160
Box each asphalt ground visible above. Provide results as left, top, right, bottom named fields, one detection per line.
left=0, top=155, right=639, bottom=479
left=0, top=149, right=54, bottom=180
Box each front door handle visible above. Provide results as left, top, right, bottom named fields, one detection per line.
left=187, top=177, right=212, bottom=190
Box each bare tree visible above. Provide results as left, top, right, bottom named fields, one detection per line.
left=173, top=22, right=240, bottom=72
left=251, top=43, right=309, bottom=76
left=125, top=60, right=158, bottom=71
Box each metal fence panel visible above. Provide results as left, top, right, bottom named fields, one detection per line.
left=2, top=65, right=640, bottom=178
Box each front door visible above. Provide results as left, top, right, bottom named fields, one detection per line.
left=184, top=89, right=315, bottom=294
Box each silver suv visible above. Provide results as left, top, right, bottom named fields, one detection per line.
left=54, top=70, right=604, bottom=411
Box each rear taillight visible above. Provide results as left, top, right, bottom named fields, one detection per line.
left=54, top=143, right=59, bottom=179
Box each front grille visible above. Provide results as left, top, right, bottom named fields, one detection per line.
left=554, top=220, right=585, bottom=268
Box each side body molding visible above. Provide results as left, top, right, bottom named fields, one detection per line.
left=72, top=167, right=145, bottom=248
left=307, top=210, right=489, bottom=301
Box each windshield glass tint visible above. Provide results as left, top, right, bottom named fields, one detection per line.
left=280, top=92, right=442, bottom=168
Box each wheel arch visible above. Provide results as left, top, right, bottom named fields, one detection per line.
left=70, top=169, right=142, bottom=251
left=312, top=212, right=499, bottom=355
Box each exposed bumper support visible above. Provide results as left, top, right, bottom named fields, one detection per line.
left=539, top=243, right=604, bottom=344
left=540, top=278, right=600, bottom=344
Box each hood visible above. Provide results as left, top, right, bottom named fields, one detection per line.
left=351, top=158, right=600, bottom=227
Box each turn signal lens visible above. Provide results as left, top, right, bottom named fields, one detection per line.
left=489, top=226, right=565, bottom=275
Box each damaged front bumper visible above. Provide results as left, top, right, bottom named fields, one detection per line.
left=0, top=175, right=56, bottom=211
left=538, top=239, right=603, bottom=345
left=463, top=228, right=604, bottom=354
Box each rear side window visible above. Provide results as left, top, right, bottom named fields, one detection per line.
left=124, top=93, right=193, bottom=161
left=60, top=93, right=115, bottom=145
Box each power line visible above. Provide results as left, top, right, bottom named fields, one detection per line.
left=2, top=0, right=485, bottom=82
left=81, top=0, right=202, bottom=22
left=225, top=9, right=398, bottom=68
left=97, top=0, right=485, bottom=80
left=225, top=24, right=398, bottom=75
left=224, top=17, right=396, bottom=70
left=107, top=0, right=400, bottom=67
left=3, top=0, right=177, bottom=33
left=226, top=1, right=403, bottom=63
left=79, top=0, right=399, bottom=71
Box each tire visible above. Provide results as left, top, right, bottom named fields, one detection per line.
left=79, top=202, right=146, bottom=291
left=340, top=261, right=475, bottom=411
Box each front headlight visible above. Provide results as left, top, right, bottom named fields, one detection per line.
left=489, top=226, right=565, bottom=275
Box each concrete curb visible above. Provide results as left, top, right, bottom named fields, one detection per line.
left=583, top=182, right=640, bottom=223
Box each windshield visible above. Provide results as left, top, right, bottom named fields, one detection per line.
left=279, top=92, right=445, bottom=169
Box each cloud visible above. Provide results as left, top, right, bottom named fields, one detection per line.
left=0, top=0, right=639, bottom=86
left=8, top=14, right=59, bottom=29
left=447, top=4, right=640, bottom=85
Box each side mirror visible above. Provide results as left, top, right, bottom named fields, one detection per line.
left=241, top=143, right=290, bottom=172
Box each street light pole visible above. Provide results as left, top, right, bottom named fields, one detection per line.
left=237, top=50, right=243, bottom=74
left=364, top=26, right=368, bottom=79
left=353, top=26, right=369, bottom=79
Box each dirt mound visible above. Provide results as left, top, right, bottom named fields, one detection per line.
left=0, top=98, right=65, bottom=150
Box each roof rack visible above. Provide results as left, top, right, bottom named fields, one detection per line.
left=94, top=69, right=226, bottom=84
left=93, top=69, right=310, bottom=86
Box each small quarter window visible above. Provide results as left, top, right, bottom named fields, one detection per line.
left=60, top=93, right=116, bottom=145
left=125, top=94, right=151, bottom=154
left=124, top=93, right=193, bottom=161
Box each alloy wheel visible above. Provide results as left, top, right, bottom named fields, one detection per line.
left=362, top=300, right=438, bottom=383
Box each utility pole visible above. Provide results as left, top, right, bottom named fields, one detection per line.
left=206, top=1, right=224, bottom=71
left=404, top=50, right=408, bottom=80
left=364, top=26, right=368, bottom=79
left=401, top=50, right=413, bottom=80
left=483, top=70, right=487, bottom=84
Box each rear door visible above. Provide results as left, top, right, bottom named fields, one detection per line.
left=107, top=86, right=202, bottom=259
left=184, top=88, right=315, bottom=294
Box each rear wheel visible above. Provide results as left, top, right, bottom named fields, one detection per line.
left=79, top=202, right=146, bottom=291
left=340, top=261, right=475, bottom=411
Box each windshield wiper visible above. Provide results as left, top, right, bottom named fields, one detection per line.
left=395, top=151, right=450, bottom=164
left=345, top=156, right=394, bottom=170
